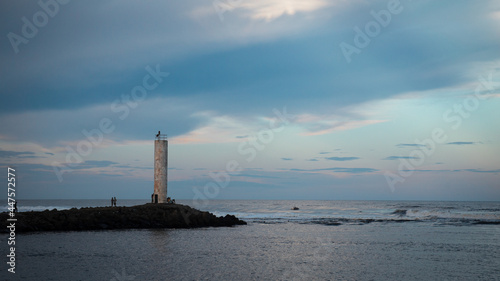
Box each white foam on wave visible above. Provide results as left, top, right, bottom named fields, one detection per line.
left=405, top=209, right=500, bottom=220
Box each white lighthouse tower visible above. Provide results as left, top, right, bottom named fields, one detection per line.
left=153, top=131, right=168, bottom=203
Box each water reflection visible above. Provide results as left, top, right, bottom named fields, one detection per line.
left=148, top=229, right=172, bottom=253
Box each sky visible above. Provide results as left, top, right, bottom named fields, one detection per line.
left=1, top=0, right=499, bottom=201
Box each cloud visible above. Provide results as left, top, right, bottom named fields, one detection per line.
left=168, top=167, right=183, bottom=170
left=0, top=96, right=206, bottom=146
left=281, top=158, right=293, bottom=161
left=170, top=108, right=292, bottom=144
left=71, top=160, right=119, bottom=170
left=113, top=164, right=153, bottom=170
left=396, top=143, right=427, bottom=148
left=171, top=112, right=258, bottom=144
left=236, top=0, right=332, bottom=21
left=463, top=169, right=500, bottom=173
left=1, top=1, right=341, bottom=115
left=2, top=0, right=500, bottom=118
left=446, top=142, right=476, bottom=145
left=401, top=169, right=500, bottom=174
left=325, top=157, right=360, bottom=161
left=383, top=156, right=420, bottom=160
left=230, top=173, right=280, bottom=179
left=398, top=169, right=453, bottom=173
left=192, top=0, right=333, bottom=22
left=18, top=155, right=46, bottom=159
left=307, top=159, right=319, bottom=161
left=1, top=0, right=499, bottom=201
left=296, top=113, right=388, bottom=136
left=291, top=167, right=378, bottom=174
left=0, top=150, right=36, bottom=158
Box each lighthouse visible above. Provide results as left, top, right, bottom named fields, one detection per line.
left=153, top=131, right=168, bottom=203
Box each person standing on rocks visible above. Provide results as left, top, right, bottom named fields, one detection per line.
left=111, top=197, right=114, bottom=207
left=114, top=197, right=117, bottom=207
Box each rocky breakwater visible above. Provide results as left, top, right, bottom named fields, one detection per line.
left=0, top=203, right=246, bottom=233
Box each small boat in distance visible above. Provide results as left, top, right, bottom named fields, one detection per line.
left=291, top=206, right=299, bottom=210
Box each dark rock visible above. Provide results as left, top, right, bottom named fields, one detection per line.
left=0, top=203, right=246, bottom=233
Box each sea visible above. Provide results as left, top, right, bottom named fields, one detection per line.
left=1, top=199, right=499, bottom=281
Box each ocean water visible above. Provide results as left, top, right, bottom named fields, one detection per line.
left=1, top=200, right=499, bottom=280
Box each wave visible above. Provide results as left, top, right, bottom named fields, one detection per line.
left=392, top=209, right=407, bottom=216
left=245, top=216, right=500, bottom=226
left=393, top=205, right=421, bottom=209
left=475, top=208, right=500, bottom=212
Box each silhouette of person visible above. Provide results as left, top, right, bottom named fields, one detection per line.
left=111, top=197, right=114, bottom=207
left=156, top=131, right=160, bottom=138
left=113, top=197, right=117, bottom=207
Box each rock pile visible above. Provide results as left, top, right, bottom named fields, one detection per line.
left=1, top=203, right=246, bottom=233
